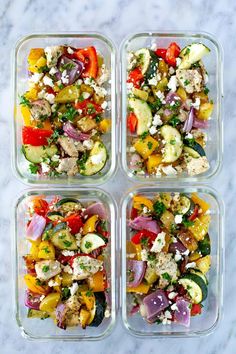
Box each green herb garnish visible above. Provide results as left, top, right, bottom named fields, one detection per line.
left=29, top=163, right=40, bottom=174
left=161, top=272, right=172, bottom=282
left=42, top=265, right=49, bottom=273
left=153, top=201, right=166, bottom=216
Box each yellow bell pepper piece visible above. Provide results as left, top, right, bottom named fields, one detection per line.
left=134, top=135, right=158, bottom=159
left=191, top=193, right=210, bottom=214
left=20, top=104, right=52, bottom=130
left=79, top=307, right=91, bottom=329
left=82, top=215, right=99, bottom=235
left=127, top=283, right=150, bottom=294
left=61, top=272, right=73, bottom=287
left=81, top=291, right=95, bottom=311
left=28, top=56, right=47, bottom=73
left=134, top=244, right=142, bottom=260
left=189, top=251, right=202, bottom=262
left=53, top=274, right=62, bottom=293
left=39, top=293, right=60, bottom=313
left=146, top=154, right=162, bottom=174
left=24, top=88, right=38, bottom=101
left=158, top=60, right=169, bottom=75
left=29, top=242, right=40, bottom=261
left=87, top=271, right=105, bottom=292
left=126, top=241, right=142, bottom=260
left=189, top=214, right=211, bottom=241
left=197, top=102, right=214, bottom=120
left=38, top=240, right=55, bottom=260
left=24, top=274, right=48, bottom=295
left=133, top=195, right=153, bottom=211
left=28, top=48, right=45, bottom=65
left=195, top=255, right=211, bottom=274
left=98, top=119, right=111, bottom=133
left=176, top=87, right=187, bottom=101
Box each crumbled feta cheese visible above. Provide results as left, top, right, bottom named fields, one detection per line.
left=48, top=279, right=59, bottom=287
left=191, top=97, right=201, bottom=110
left=97, top=64, right=109, bottom=85
left=38, top=89, right=46, bottom=99
left=67, top=47, right=74, bottom=54
left=127, top=52, right=137, bottom=71
left=152, top=114, right=162, bottom=126
left=49, top=67, right=58, bottom=75
left=41, top=162, right=50, bottom=174
left=90, top=153, right=104, bottom=165
left=39, top=295, right=45, bottom=301
left=167, top=75, right=178, bottom=92
left=93, top=85, right=107, bottom=97
left=174, top=214, right=183, bottom=224
left=164, top=310, right=172, bottom=319
left=104, top=308, right=111, bottom=318
left=185, top=133, right=193, bottom=139
left=129, top=146, right=136, bottom=153
left=44, top=93, right=55, bottom=104
left=76, top=79, right=83, bottom=86
left=77, top=109, right=83, bottom=115
left=176, top=58, right=182, bottom=67
left=155, top=90, right=165, bottom=103
left=169, top=66, right=175, bottom=75
left=29, top=73, right=43, bottom=84
left=143, top=206, right=148, bottom=214
left=61, top=70, right=69, bottom=84
left=162, top=165, right=177, bottom=175
left=185, top=262, right=196, bottom=269
left=141, top=249, right=148, bottom=261
left=151, top=231, right=166, bottom=253
left=51, top=154, right=60, bottom=162
left=69, top=282, right=79, bottom=296
left=204, top=73, right=209, bottom=84
left=182, top=249, right=190, bottom=256
left=62, top=250, right=75, bottom=257
left=171, top=303, right=178, bottom=311
left=174, top=254, right=182, bottom=262
left=83, top=139, right=94, bottom=150
left=150, top=42, right=158, bottom=51
left=168, top=291, right=178, bottom=300
left=82, top=92, right=90, bottom=99
left=62, top=265, right=73, bottom=274
left=43, top=75, right=54, bottom=87
left=148, top=77, right=158, bottom=86
left=101, top=101, right=108, bottom=109
left=149, top=126, right=157, bottom=135
left=173, top=193, right=180, bottom=202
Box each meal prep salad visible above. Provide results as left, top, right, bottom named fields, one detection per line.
left=19, top=45, right=111, bottom=177
left=126, top=192, right=211, bottom=327
left=23, top=196, right=110, bottom=330
left=126, top=42, right=213, bottom=177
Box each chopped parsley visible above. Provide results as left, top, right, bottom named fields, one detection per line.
left=161, top=272, right=172, bottom=282
left=78, top=151, right=89, bottom=171
left=85, top=241, right=92, bottom=249
left=61, top=287, right=71, bottom=301
left=184, top=47, right=191, bottom=56
left=168, top=100, right=180, bottom=111
left=147, top=141, right=153, bottom=150
left=42, top=246, right=50, bottom=254
left=140, top=131, right=149, bottom=141
left=58, top=83, right=64, bottom=90
left=182, top=217, right=194, bottom=227
left=148, top=98, right=162, bottom=112
left=168, top=116, right=181, bottom=128
left=61, top=104, right=78, bottom=122
left=61, top=62, right=75, bottom=71
left=19, top=95, right=31, bottom=108
left=184, top=79, right=190, bottom=86
left=204, top=87, right=209, bottom=95
left=153, top=201, right=166, bottom=216
left=147, top=254, right=156, bottom=261
left=36, top=278, right=44, bottom=286
left=170, top=139, right=176, bottom=145
left=87, top=103, right=96, bottom=115
left=38, top=65, right=49, bottom=73
left=95, top=115, right=102, bottom=123
left=100, top=220, right=108, bottom=232
left=29, top=163, right=40, bottom=174
left=86, top=290, right=93, bottom=297
left=63, top=240, right=72, bottom=248
left=42, top=265, right=49, bottom=273
left=140, top=237, right=149, bottom=246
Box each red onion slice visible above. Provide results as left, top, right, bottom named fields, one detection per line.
left=63, top=122, right=90, bottom=141
left=25, top=290, right=42, bottom=310
left=183, top=107, right=194, bottom=133
left=83, top=202, right=108, bottom=220
left=127, top=259, right=146, bottom=287
left=129, top=216, right=160, bottom=234
left=193, top=117, right=209, bottom=129
left=56, top=55, right=84, bottom=85
left=165, top=92, right=180, bottom=104
left=142, top=289, right=169, bottom=322
left=174, top=298, right=191, bottom=327
left=129, top=153, right=143, bottom=171
left=56, top=303, right=67, bottom=330
left=169, top=240, right=187, bottom=254
left=26, top=213, right=46, bottom=241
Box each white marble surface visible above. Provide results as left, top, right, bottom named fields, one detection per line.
left=0, top=0, right=234, bottom=352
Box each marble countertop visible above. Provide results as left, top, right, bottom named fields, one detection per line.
left=0, top=0, right=234, bottom=353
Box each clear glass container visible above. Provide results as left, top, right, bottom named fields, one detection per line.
left=121, top=185, right=224, bottom=337
left=13, top=33, right=117, bottom=185
left=120, top=31, right=223, bottom=182
left=13, top=188, right=117, bottom=340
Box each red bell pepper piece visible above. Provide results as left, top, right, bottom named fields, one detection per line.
left=75, top=46, right=98, bottom=79
left=22, top=126, right=53, bottom=146
left=32, top=198, right=49, bottom=217
left=155, top=48, right=167, bottom=60
left=191, top=303, right=202, bottom=316
left=64, top=214, right=83, bottom=235
left=165, top=42, right=181, bottom=67
left=127, top=112, right=138, bottom=133
left=75, top=99, right=102, bottom=117
left=188, top=205, right=199, bottom=221
left=131, top=229, right=157, bottom=245
left=130, top=207, right=138, bottom=220
left=127, top=67, right=143, bottom=88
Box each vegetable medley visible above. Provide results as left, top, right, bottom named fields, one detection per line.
left=23, top=196, right=110, bottom=330
left=127, top=192, right=211, bottom=326
left=127, top=42, right=213, bottom=177
left=20, top=45, right=111, bottom=177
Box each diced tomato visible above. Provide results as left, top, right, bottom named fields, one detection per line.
left=75, top=46, right=98, bottom=79
left=46, top=87, right=56, bottom=95
left=188, top=205, right=199, bottom=221
left=75, top=99, right=102, bottom=117
left=31, top=198, right=49, bottom=217
left=165, top=42, right=181, bottom=67
left=130, top=207, right=138, bottom=220
left=22, top=126, right=53, bottom=146
left=127, top=112, right=138, bottom=133
left=191, top=303, right=202, bottom=316
left=155, top=48, right=167, bottom=60
left=127, top=67, right=143, bottom=88
left=64, top=214, right=83, bottom=235
left=131, top=229, right=157, bottom=245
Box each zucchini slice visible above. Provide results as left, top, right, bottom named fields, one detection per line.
left=190, top=269, right=208, bottom=285
left=171, top=195, right=192, bottom=215
left=42, top=223, right=54, bottom=241
left=135, top=48, right=151, bottom=75
left=184, top=140, right=206, bottom=157
left=22, top=144, right=58, bottom=164
left=56, top=198, right=82, bottom=213
left=198, top=233, right=211, bottom=256
left=160, top=125, right=183, bottom=163
left=88, top=292, right=106, bottom=327
left=80, top=141, right=107, bottom=176
left=51, top=228, right=77, bottom=250
left=178, top=273, right=208, bottom=304
left=27, top=309, right=49, bottom=319
left=179, top=43, right=210, bottom=70
left=47, top=211, right=64, bottom=221
left=80, top=233, right=106, bottom=254
left=129, top=98, right=152, bottom=136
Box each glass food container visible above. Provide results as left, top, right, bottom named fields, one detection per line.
left=121, top=185, right=224, bottom=337
left=13, top=33, right=117, bottom=185
left=13, top=188, right=117, bottom=340
left=120, top=31, right=223, bottom=182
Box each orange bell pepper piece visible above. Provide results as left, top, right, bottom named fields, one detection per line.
left=24, top=274, right=48, bottom=295
left=191, top=193, right=210, bottom=214
left=87, top=271, right=107, bottom=292
left=127, top=283, right=150, bottom=294
left=133, top=195, right=153, bottom=211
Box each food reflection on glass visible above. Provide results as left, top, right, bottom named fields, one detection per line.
left=127, top=192, right=211, bottom=327
left=126, top=42, right=213, bottom=177
left=24, top=195, right=110, bottom=330
left=20, top=45, right=111, bottom=177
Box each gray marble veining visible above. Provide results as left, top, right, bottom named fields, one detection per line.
left=0, top=0, right=235, bottom=353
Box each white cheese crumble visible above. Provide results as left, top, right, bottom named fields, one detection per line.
left=191, top=97, right=201, bottom=110
left=43, top=75, right=54, bottom=88
left=174, top=214, right=183, bottom=224
left=162, top=165, right=177, bottom=175
left=48, top=279, right=60, bottom=287
left=150, top=231, right=166, bottom=253
left=129, top=146, right=136, bottom=153
left=61, top=250, right=75, bottom=257
left=140, top=249, right=148, bottom=261
left=176, top=58, right=182, bottom=67
left=155, top=90, right=165, bottom=103
left=169, top=66, right=175, bottom=75
left=69, top=282, right=79, bottom=296
left=41, top=162, right=50, bottom=174
left=171, top=303, right=178, bottom=311
left=82, top=92, right=90, bottom=99
left=83, top=139, right=94, bottom=150
left=49, top=67, right=58, bottom=75
left=149, top=125, right=157, bottom=135
left=152, top=114, right=162, bottom=126
left=142, top=206, right=148, bottom=214
left=168, top=291, right=178, bottom=300
left=185, top=133, right=193, bottom=139
left=44, top=93, right=55, bottom=104
left=67, top=47, right=74, bottom=54
left=127, top=52, right=137, bottom=71
left=174, top=253, right=182, bottom=262
left=101, top=101, right=108, bottom=109
left=167, top=75, right=178, bottom=92
left=90, top=153, right=104, bottom=165
left=185, top=262, right=196, bottom=269
left=62, top=265, right=73, bottom=274
left=150, top=42, right=158, bottom=51
left=29, top=73, right=43, bottom=84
